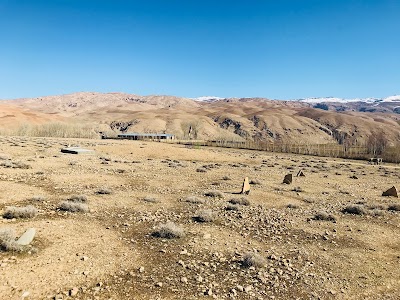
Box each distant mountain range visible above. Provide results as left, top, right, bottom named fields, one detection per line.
left=192, top=95, right=400, bottom=114
left=296, top=95, right=400, bottom=104
left=193, top=95, right=400, bottom=104
left=0, top=92, right=399, bottom=145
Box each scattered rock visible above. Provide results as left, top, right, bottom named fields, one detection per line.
left=382, top=186, right=398, bottom=197
left=244, top=285, right=253, bottom=293
left=16, top=228, right=36, bottom=246
left=296, top=170, right=305, bottom=177
left=69, top=287, right=79, bottom=297
left=283, top=174, right=293, bottom=184
left=181, top=276, right=188, bottom=283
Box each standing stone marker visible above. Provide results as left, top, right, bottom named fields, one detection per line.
left=382, top=186, right=398, bottom=198
left=283, top=174, right=293, bottom=184
left=241, top=177, right=250, bottom=195
left=296, top=170, right=305, bottom=177
left=16, top=228, right=36, bottom=246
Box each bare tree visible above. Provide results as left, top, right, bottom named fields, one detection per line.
left=366, top=132, right=388, bottom=156
left=181, top=120, right=201, bottom=140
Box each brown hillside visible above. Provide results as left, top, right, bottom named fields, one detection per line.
left=1, top=92, right=399, bottom=145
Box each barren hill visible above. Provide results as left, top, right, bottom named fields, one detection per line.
left=0, top=103, right=63, bottom=129
left=1, top=92, right=400, bottom=145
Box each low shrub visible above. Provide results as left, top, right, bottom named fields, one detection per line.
left=0, top=229, right=25, bottom=252
left=58, top=201, right=89, bottom=213
left=143, top=196, right=159, bottom=203
left=96, top=188, right=112, bottom=195
left=184, top=196, right=205, bottom=204
left=287, top=203, right=299, bottom=209
left=30, top=195, right=46, bottom=201
left=225, top=204, right=240, bottom=211
left=313, top=211, right=336, bottom=222
left=194, top=209, right=215, bottom=222
left=152, top=222, right=184, bottom=239
left=67, top=195, right=88, bottom=203
left=242, top=252, right=265, bottom=268
left=204, top=191, right=224, bottom=199
left=388, top=204, right=400, bottom=211
left=342, top=205, right=367, bottom=215
left=249, top=179, right=262, bottom=185
left=3, top=206, right=38, bottom=219
left=229, top=197, right=250, bottom=206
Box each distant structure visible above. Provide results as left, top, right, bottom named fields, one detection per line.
left=369, top=157, right=382, bottom=165
left=118, top=133, right=175, bottom=141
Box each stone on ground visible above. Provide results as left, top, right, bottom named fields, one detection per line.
left=61, top=147, right=94, bottom=155
left=382, top=186, right=398, bottom=197
left=241, top=177, right=250, bottom=195
left=16, top=228, right=36, bottom=246
left=283, top=174, right=293, bottom=184
left=296, top=170, right=305, bottom=177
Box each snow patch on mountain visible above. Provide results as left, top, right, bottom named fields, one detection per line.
left=298, top=95, right=400, bottom=103
left=192, top=96, right=225, bottom=102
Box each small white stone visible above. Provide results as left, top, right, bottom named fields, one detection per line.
left=181, top=277, right=188, bottom=283
left=244, top=285, right=253, bottom=293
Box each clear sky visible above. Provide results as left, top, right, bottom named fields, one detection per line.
left=0, top=0, right=399, bottom=99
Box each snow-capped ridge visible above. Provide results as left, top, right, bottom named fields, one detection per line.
left=192, top=96, right=225, bottom=102
left=298, top=95, right=400, bottom=104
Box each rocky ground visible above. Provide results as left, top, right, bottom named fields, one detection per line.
left=0, top=137, right=399, bottom=299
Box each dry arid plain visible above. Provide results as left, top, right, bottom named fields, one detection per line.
left=0, top=136, right=399, bottom=299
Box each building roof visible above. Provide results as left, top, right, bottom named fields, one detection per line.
left=118, top=133, right=174, bottom=137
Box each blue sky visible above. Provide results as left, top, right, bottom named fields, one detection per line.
left=0, top=0, right=399, bottom=99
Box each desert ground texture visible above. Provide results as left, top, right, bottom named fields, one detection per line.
left=0, top=137, right=399, bottom=299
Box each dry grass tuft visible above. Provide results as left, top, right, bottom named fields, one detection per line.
left=0, top=154, right=10, bottom=160
left=0, top=229, right=25, bottom=252
left=342, top=205, right=367, bottom=215
left=287, top=203, right=299, bottom=209
left=143, top=196, right=159, bottom=203
left=184, top=196, right=205, bottom=204
left=204, top=190, right=224, bottom=199
left=58, top=201, right=89, bottom=213
left=225, top=204, right=240, bottom=211
left=249, top=179, right=262, bottom=185
left=67, top=194, right=88, bottom=203
left=388, top=204, right=400, bottom=211
left=152, top=222, right=185, bottom=239
left=292, top=186, right=303, bottom=192
left=96, top=188, right=112, bottom=195
left=194, top=209, right=215, bottom=222
left=30, top=195, right=46, bottom=201
left=242, top=252, right=265, bottom=268
left=0, top=160, right=31, bottom=169
left=313, top=211, right=336, bottom=222
left=229, top=197, right=250, bottom=206
left=3, top=205, right=38, bottom=219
